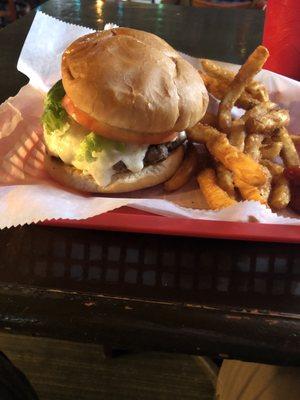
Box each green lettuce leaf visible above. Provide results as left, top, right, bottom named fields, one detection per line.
left=42, top=80, right=67, bottom=133
left=77, top=133, right=126, bottom=163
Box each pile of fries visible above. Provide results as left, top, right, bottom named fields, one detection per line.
left=164, top=45, right=300, bottom=211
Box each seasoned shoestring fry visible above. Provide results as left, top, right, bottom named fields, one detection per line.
left=269, top=175, right=291, bottom=209
left=201, top=59, right=269, bottom=102
left=201, top=59, right=235, bottom=83
left=245, top=80, right=269, bottom=102
left=260, top=159, right=284, bottom=179
left=201, top=72, right=260, bottom=110
left=244, top=134, right=264, bottom=162
left=245, top=108, right=290, bottom=136
left=242, top=101, right=277, bottom=122
left=200, top=73, right=228, bottom=100
left=186, top=122, right=219, bottom=143
left=218, top=46, right=269, bottom=133
left=260, top=141, right=283, bottom=160
left=175, top=46, right=298, bottom=212
left=236, top=92, right=261, bottom=110
left=276, top=128, right=300, bottom=167
left=229, top=119, right=246, bottom=151
left=259, top=166, right=272, bottom=202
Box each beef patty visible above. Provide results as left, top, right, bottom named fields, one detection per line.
left=113, top=132, right=186, bottom=173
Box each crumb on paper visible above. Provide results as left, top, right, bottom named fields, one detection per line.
left=248, top=215, right=259, bottom=223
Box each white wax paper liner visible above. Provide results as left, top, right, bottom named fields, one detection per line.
left=0, top=11, right=300, bottom=229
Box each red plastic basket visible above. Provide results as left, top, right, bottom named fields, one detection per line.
left=44, top=206, right=300, bottom=243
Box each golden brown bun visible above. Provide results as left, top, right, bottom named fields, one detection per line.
left=62, top=28, right=208, bottom=134
left=45, top=146, right=184, bottom=194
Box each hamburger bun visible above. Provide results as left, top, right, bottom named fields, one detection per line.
left=62, top=28, right=208, bottom=135
left=44, top=145, right=185, bottom=194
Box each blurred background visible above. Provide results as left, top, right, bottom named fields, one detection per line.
left=0, top=0, right=267, bottom=28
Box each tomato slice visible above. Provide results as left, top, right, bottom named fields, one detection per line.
left=62, top=96, right=178, bottom=145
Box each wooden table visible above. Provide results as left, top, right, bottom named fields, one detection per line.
left=0, top=0, right=299, bottom=366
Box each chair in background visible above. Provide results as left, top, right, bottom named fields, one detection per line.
left=0, top=1, right=42, bottom=28
left=0, top=0, right=17, bottom=27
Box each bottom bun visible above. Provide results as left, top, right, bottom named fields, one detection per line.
left=44, top=145, right=184, bottom=194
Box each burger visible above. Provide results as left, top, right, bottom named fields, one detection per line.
left=42, top=28, right=208, bottom=193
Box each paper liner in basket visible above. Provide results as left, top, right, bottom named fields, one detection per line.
left=0, top=11, right=300, bottom=229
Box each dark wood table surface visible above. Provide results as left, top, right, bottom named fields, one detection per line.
left=0, top=0, right=299, bottom=366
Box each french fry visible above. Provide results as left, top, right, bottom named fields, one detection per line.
left=260, top=141, right=283, bottom=160
left=276, top=128, right=300, bottom=167
left=200, top=111, right=218, bottom=128
left=201, top=59, right=269, bottom=103
left=229, top=119, right=246, bottom=151
left=186, top=122, right=219, bottom=144
left=197, top=168, right=237, bottom=210
left=246, top=108, right=290, bottom=135
left=218, top=46, right=269, bottom=133
left=245, top=80, right=269, bottom=102
left=259, top=166, right=272, bottom=202
left=237, top=92, right=260, bottom=110
left=201, top=59, right=235, bottom=83
left=233, top=175, right=267, bottom=205
left=244, top=134, right=264, bottom=162
left=261, top=140, right=291, bottom=210
left=190, top=122, right=267, bottom=185
left=269, top=175, right=291, bottom=209
left=164, top=144, right=199, bottom=192
left=200, top=73, right=228, bottom=100
left=206, top=133, right=267, bottom=186
left=261, top=159, right=284, bottom=178
left=201, top=72, right=260, bottom=110
left=216, top=163, right=236, bottom=199
left=195, top=48, right=296, bottom=212
left=243, top=101, right=277, bottom=122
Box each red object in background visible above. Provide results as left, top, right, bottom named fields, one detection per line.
left=263, top=0, right=300, bottom=80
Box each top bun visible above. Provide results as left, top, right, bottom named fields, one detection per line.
left=62, top=27, right=208, bottom=134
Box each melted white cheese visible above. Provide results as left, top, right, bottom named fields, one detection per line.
left=44, top=121, right=86, bottom=164
left=44, top=121, right=148, bottom=187
left=73, top=142, right=148, bottom=187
